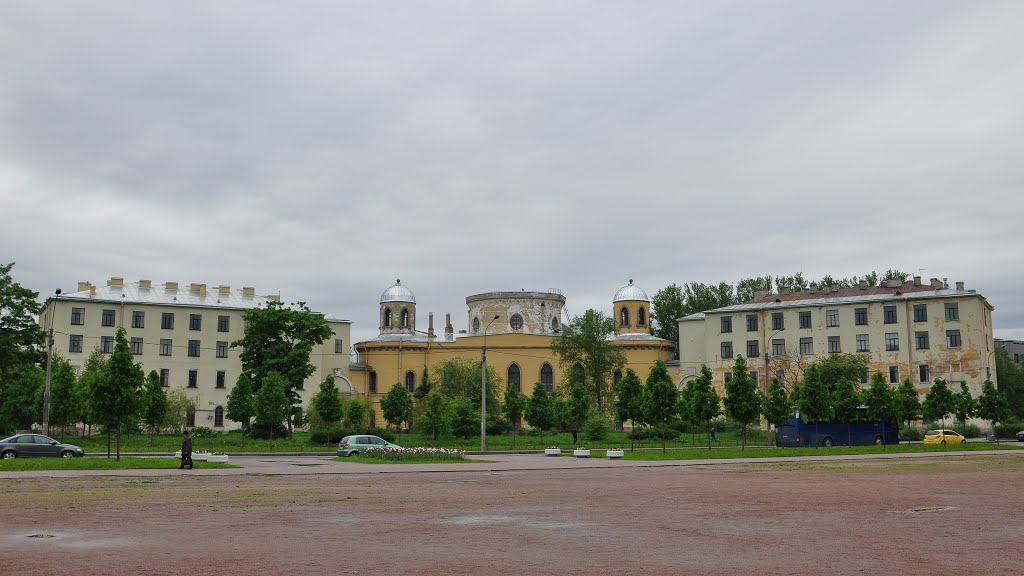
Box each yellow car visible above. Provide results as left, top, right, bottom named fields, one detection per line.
left=923, top=429, right=967, bottom=445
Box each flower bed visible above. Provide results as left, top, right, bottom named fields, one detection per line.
left=544, top=448, right=562, bottom=456
left=573, top=448, right=591, bottom=458
left=359, top=447, right=466, bottom=462
left=606, top=450, right=624, bottom=459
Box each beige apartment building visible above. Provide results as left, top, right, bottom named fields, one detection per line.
left=678, top=277, right=996, bottom=402
left=39, top=278, right=351, bottom=431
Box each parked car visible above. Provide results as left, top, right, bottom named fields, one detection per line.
left=0, top=434, right=85, bottom=458
left=1016, top=430, right=1024, bottom=442
left=923, top=429, right=967, bottom=445
left=336, top=435, right=400, bottom=457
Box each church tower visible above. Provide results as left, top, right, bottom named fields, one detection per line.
left=379, top=279, right=416, bottom=335
left=612, top=279, right=651, bottom=335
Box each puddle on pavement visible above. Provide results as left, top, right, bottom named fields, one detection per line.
left=894, top=505, right=955, bottom=514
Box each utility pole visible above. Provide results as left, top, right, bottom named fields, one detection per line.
left=42, top=314, right=55, bottom=436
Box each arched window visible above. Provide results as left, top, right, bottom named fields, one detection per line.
left=613, top=370, right=623, bottom=386
left=401, top=308, right=410, bottom=328
left=214, top=406, right=224, bottom=427
left=540, top=363, right=553, bottom=393
left=473, top=317, right=480, bottom=333
left=369, top=371, right=378, bottom=393
left=638, top=306, right=646, bottom=326
left=507, top=363, right=521, bottom=393
left=620, top=307, right=630, bottom=327
left=405, top=370, right=415, bottom=392
left=186, top=406, right=196, bottom=428
left=384, top=308, right=392, bottom=328
left=509, top=313, right=523, bottom=331
left=550, top=317, right=559, bottom=332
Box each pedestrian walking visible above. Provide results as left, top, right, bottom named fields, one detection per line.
left=710, top=427, right=718, bottom=443
left=179, top=430, right=194, bottom=470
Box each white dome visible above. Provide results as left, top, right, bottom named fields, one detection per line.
left=613, top=279, right=650, bottom=302
left=380, top=279, right=416, bottom=303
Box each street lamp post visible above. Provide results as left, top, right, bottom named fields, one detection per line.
left=481, top=314, right=500, bottom=451
left=763, top=327, right=785, bottom=395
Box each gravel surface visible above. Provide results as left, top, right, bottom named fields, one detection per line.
left=3, top=454, right=1023, bottom=575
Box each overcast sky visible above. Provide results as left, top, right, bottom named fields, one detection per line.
left=2, top=1, right=1022, bottom=347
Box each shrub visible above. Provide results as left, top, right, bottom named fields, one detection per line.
left=190, top=426, right=215, bottom=438
left=487, top=418, right=512, bottom=436
left=899, top=425, right=924, bottom=442
left=309, top=428, right=348, bottom=444
left=369, top=427, right=397, bottom=442
left=582, top=414, right=611, bottom=441
left=961, top=424, right=982, bottom=438
left=994, top=420, right=1023, bottom=439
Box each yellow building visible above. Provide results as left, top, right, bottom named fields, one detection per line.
left=39, top=277, right=351, bottom=430
left=678, top=277, right=997, bottom=403
left=352, top=280, right=674, bottom=424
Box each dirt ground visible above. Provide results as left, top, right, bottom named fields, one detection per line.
left=3, top=455, right=1023, bottom=576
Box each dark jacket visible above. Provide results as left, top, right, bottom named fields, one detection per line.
left=181, top=435, right=192, bottom=456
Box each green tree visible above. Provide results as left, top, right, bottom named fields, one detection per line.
left=723, top=355, right=761, bottom=450
left=380, top=383, right=414, bottom=439
left=690, top=365, right=721, bottom=450
left=254, top=372, right=289, bottom=450
left=0, top=365, right=43, bottom=435
left=762, top=376, right=790, bottom=444
left=502, top=385, right=527, bottom=449
left=645, top=361, right=678, bottom=452
left=420, top=393, right=453, bottom=440
left=681, top=282, right=735, bottom=314
left=614, top=369, right=644, bottom=450
left=311, top=375, right=344, bottom=429
left=0, top=263, right=45, bottom=433
left=735, top=275, right=773, bottom=303
left=45, top=353, right=78, bottom=438
left=433, top=358, right=502, bottom=420
left=525, top=382, right=554, bottom=446
left=774, top=273, right=808, bottom=293
left=651, top=284, right=685, bottom=358
left=91, top=328, right=144, bottom=460
left=414, top=367, right=433, bottom=401
left=75, top=349, right=108, bottom=435
left=567, top=381, right=592, bottom=440
left=976, top=380, right=1011, bottom=444
left=893, top=378, right=922, bottom=444
left=798, top=366, right=832, bottom=446
left=814, top=353, right=869, bottom=392
left=922, top=378, right=955, bottom=428
left=226, top=373, right=256, bottom=445
left=952, top=381, right=976, bottom=435
left=141, top=370, right=168, bottom=446
left=550, top=309, right=625, bottom=415
left=164, top=387, right=196, bottom=433
left=994, top=347, right=1024, bottom=419
left=864, top=371, right=894, bottom=425
left=451, top=397, right=478, bottom=439
left=347, top=399, right=368, bottom=432
left=232, top=300, right=333, bottom=439
left=832, top=379, right=862, bottom=445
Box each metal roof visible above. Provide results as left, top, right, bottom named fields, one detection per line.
left=703, top=288, right=989, bottom=315
left=613, top=279, right=650, bottom=303
left=380, top=279, right=416, bottom=303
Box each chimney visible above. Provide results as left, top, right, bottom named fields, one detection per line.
left=752, top=289, right=770, bottom=300
left=190, top=283, right=206, bottom=295
left=139, top=279, right=151, bottom=289
left=165, top=281, right=178, bottom=291
left=77, top=281, right=92, bottom=292
left=858, top=280, right=867, bottom=289
left=242, top=287, right=255, bottom=297
left=218, top=285, right=230, bottom=296
left=913, top=276, right=922, bottom=286
left=445, top=313, right=454, bottom=341
left=90, top=286, right=96, bottom=297
left=108, top=277, right=124, bottom=287
left=266, top=294, right=280, bottom=302
left=428, top=312, right=435, bottom=338
left=955, top=281, right=964, bottom=291
left=942, top=278, right=948, bottom=289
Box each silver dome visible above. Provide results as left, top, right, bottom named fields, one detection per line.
left=613, top=279, right=650, bottom=302
left=380, top=279, right=416, bottom=303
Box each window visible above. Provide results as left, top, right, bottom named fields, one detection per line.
left=189, top=314, right=202, bottom=331
left=217, top=315, right=230, bottom=332
left=101, top=336, right=114, bottom=354
left=214, top=406, right=224, bottom=427
left=856, top=334, right=869, bottom=353
left=771, top=312, right=784, bottom=331
left=889, top=366, right=899, bottom=384
left=945, top=302, right=959, bottom=321
left=405, top=370, right=416, bottom=392
left=800, top=337, right=813, bottom=355
left=510, top=313, right=524, bottom=331
left=826, top=309, right=839, bottom=327
left=775, top=370, right=785, bottom=385
left=828, top=336, right=841, bottom=353
left=335, top=339, right=344, bottom=354
left=507, top=364, right=521, bottom=393
left=369, top=371, right=378, bottom=393
left=913, top=304, right=927, bottom=322
left=401, top=308, right=410, bottom=328
left=883, top=305, right=897, bottom=324
left=188, top=340, right=201, bottom=357
left=131, top=337, right=143, bottom=355
left=799, top=311, right=811, bottom=329
left=132, top=311, right=145, bottom=328
left=613, top=370, right=623, bottom=385
left=638, top=307, right=646, bottom=326
left=915, top=331, right=930, bottom=350
left=188, top=369, right=198, bottom=388
left=69, top=335, right=83, bottom=353
left=621, top=307, right=631, bottom=327
left=160, top=368, right=170, bottom=387
left=746, top=314, right=758, bottom=332
left=724, top=372, right=732, bottom=387
left=540, top=363, right=554, bottom=392
left=751, top=371, right=759, bottom=387
left=746, top=340, right=759, bottom=358
left=720, top=316, right=732, bottom=333
left=721, top=341, right=733, bottom=359
left=550, top=317, right=559, bottom=332
left=161, top=312, right=174, bottom=329
left=385, top=308, right=393, bottom=328
left=772, top=339, right=786, bottom=356
left=472, top=316, right=479, bottom=333
left=160, top=339, right=172, bottom=356
left=216, top=341, right=228, bottom=358
left=860, top=367, right=869, bottom=385
left=919, top=364, right=930, bottom=383
left=216, top=371, right=226, bottom=388
left=885, top=332, right=899, bottom=351
left=854, top=308, right=867, bottom=326
left=187, top=407, right=195, bottom=428
left=947, top=329, right=961, bottom=348
left=102, top=309, right=116, bottom=327
left=71, top=307, right=84, bottom=325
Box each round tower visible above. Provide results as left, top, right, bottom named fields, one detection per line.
left=379, top=279, right=416, bottom=335
left=612, top=279, right=651, bottom=335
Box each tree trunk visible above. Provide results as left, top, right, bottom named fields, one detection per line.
left=115, top=420, right=122, bottom=462
left=707, top=423, right=712, bottom=450
left=106, top=429, right=111, bottom=459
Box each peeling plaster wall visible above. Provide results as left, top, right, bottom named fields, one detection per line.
left=466, top=291, right=566, bottom=336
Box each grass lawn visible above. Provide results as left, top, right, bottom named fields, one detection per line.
left=0, top=457, right=239, bottom=471
left=610, top=442, right=1021, bottom=461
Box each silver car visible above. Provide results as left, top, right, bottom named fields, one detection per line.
left=0, top=434, right=85, bottom=458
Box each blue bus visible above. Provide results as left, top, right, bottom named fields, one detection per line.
left=775, top=411, right=900, bottom=447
